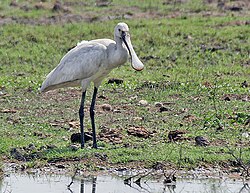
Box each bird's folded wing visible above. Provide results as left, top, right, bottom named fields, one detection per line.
left=41, top=42, right=107, bottom=92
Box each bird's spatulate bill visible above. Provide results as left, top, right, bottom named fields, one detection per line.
left=122, top=36, right=144, bottom=71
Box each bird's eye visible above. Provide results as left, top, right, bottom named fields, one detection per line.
left=118, top=29, right=121, bottom=32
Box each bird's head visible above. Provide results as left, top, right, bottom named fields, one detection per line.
left=114, top=22, right=144, bottom=71
left=114, top=22, right=130, bottom=38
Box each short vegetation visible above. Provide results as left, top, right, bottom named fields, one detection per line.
left=0, top=0, right=249, bottom=174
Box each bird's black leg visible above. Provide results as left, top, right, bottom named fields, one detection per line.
left=90, top=87, right=98, bottom=148
left=79, top=91, right=86, bottom=149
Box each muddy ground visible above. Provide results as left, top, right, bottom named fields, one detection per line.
left=1, top=0, right=250, bottom=180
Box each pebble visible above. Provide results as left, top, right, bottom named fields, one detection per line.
left=241, top=80, right=248, bottom=88
left=101, top=104, right=112, bottom=111
left=69, top=144, right=79, bottom=151
left=28, top=143, right=36, bottom=151
left=159, top=106, right=170, bottom=112
left=242, top=132, right=249, bottom=138
left=0, top=91, right=6, bottom=96
left=133, top=117, right=143, bottom=121
left=10, top=148, right=26, bottom=161
left=195, top=136, right=210, bottom=146
left=154, top=102, right=163, bottom=107
left=139, top=100, right=148, bottom=106
left=108, top=78, right=124, bottom=84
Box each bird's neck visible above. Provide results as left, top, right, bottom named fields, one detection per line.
left=113, top=36, right=128, bottom=64
left=114, top=36, right=124, bottom=49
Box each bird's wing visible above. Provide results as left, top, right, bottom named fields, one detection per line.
left=41, top=41, right=107, bottom=92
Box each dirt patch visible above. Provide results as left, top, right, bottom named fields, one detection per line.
left=99, top=127, right=123, bottom=144
left=40, top=88, right=81, bottom=102
left=8, top=14, right=90, bottom=25
left=127, top=126, right=155, bottom=138
left=222, top=94, right=250, bottom=102
left=0, top=108, right=18, bottom=113
left=168, top=130, right=188, bottom=142
left=218, top=20, right=250, bottom=27
left=1, top=0, right=249, bottom=26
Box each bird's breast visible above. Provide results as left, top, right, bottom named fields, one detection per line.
left=108, top=47, right=128, bottom=69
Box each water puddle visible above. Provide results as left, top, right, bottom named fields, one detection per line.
left=0, top=172, right=249, bottom=193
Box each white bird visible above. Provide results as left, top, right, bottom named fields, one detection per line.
left=40, top=22, right=144, bottom=148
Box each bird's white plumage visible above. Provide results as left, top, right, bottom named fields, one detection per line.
left=40, top=22, right=144, bottom=93
left=40, top=22, right=144, bottom=149
left=41, top=41, right=108, bottom=92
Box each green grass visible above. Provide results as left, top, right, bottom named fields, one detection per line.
left=0, top=0, right=249, bottom=172
left=0, top=0, right=215, bottom=18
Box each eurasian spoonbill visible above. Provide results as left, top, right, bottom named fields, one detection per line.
left=40, top=22, right=144, bottom=148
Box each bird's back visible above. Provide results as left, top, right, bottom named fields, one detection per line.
left=40, top=40, right=110, bottom=92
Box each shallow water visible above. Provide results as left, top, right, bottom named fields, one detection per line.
left=0, top=172, right=249, bottom=193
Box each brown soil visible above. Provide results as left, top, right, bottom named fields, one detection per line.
left=1, top=0, right=249, bottom=26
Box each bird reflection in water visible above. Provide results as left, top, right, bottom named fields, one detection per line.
left=68, top=177, right=97, bottom=193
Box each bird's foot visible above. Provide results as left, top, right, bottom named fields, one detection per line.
left=92, top=143, right=98, bottom=149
